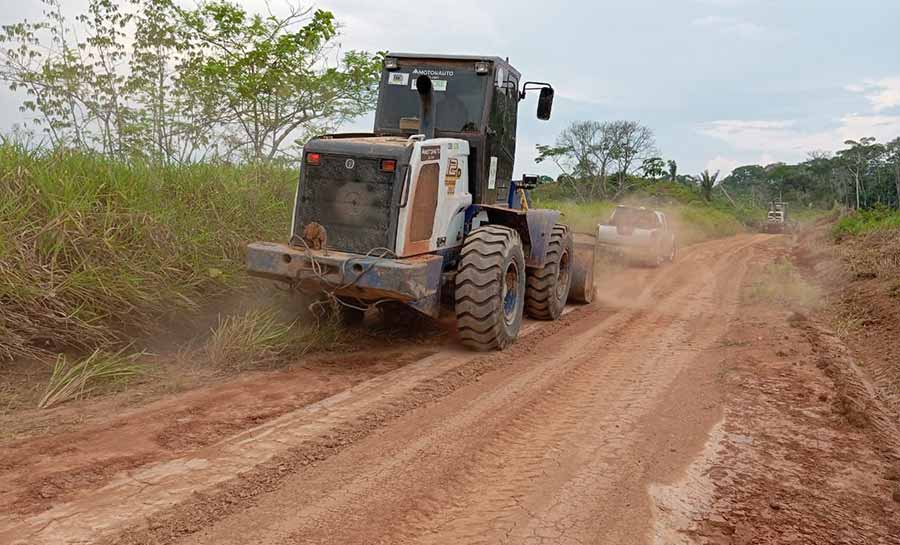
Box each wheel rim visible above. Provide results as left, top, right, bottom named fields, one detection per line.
left=555, top=248, right=571, bottom=300
left=502, top=262, right=520, bottom=326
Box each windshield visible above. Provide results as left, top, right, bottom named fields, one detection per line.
left=374, top=65, right=489, bottom=133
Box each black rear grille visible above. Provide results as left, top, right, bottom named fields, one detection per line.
left=293, top=154, right=400, bottom=254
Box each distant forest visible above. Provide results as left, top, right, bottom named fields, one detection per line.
left=719, top=137, right=900, bottom=211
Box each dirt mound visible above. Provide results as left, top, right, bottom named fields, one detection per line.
left=794, top=222, right=900, bottom=420
left=655, top=240, right=900, bottom=545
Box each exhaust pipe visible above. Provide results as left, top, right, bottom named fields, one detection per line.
left=415, top=75, right=435, bottom=140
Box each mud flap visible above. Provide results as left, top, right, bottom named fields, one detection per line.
left=568, top=233, right=596, bottom=304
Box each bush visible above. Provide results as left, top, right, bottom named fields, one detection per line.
left=833, top=206, right=900, bottom=239
left=0, top=143, right=296, bottom=360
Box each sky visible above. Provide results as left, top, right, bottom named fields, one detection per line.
left=1, top=0, right=899, bottom=177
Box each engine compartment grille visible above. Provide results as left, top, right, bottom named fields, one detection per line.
left=293, top=154, right=400, bottom=254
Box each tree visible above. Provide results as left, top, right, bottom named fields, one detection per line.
left=667, top=159, right=677, bottom=181
left=836, top=137, right=885, bottom=209
left=886, top=137, right=900, bottom=209
left=536, top=120, right=618, bottom=202
left=608, top=120, right=657, bottom=190
left=538, top=119, right=658, bottom=201
left=1, top=0, right=129, bottom=152
left=126, top=0, right=215, bottom=164
left=1, top=0, right=381, bottom=163
left=698, top=169, right=719, bottom=202
left=640, top=156, right=666, bottom=179
left=177, top=2, right=382, bottom=162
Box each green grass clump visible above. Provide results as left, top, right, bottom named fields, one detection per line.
left=38, top=348, right=144, bottom=409
left=0, top=142, right=296, bottom=360
left=204, top=307, right=345, bottom=371
left=833, top=206, right=900, bottom=239
left=204, top=309, right=296, bottom=371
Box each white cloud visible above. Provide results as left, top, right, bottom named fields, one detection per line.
left=698, top=115, right=900, bottom=160
left=835, top=114, right=900, bottom=142
left=846, top=77, right=900, bottom=112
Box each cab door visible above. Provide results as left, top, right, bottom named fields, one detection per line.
left=487, top=68, right=519, bottom=205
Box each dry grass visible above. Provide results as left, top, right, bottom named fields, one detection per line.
left=838, top=229, right=900, bottom=281
left=748, top=257, right=821, bottom=310
left=38, top=349, right=145, bottom=409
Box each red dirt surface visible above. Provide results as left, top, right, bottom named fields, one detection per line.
left=0, top=348, right=435, bottom=517
left=0, top=233, right=897, bottom=545
left=655, top=240, right=900, bottom=545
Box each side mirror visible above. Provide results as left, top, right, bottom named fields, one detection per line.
left=537, top=87, right=554, bottom=120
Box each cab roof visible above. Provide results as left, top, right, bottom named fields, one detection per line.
left=386, top=52, right=521, bottom=79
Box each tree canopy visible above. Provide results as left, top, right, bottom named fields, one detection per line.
left=0, top=0, right=383, bottom=163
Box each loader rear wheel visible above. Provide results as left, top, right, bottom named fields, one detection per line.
left=455, top=225, right=526, bottom=351
left=525, top=224, right=574, bottom=321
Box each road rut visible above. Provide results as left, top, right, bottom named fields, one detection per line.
left=2, top=235, right=770, bottom=545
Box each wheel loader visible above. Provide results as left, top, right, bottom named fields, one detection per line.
left=246, top=53, right=596, bottom=351
left=764, top=201, right=788, bottom=234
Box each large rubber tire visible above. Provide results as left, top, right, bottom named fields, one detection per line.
left=455, top=225, right=526, bottom=351
left=525, top=224, right=574, bottom=321
left=569, top=233, right=597, bottom=304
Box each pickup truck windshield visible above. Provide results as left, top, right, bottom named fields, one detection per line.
left=375, top=66, right=489, bottom=133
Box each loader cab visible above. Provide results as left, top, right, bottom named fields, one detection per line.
left=375, top=53, right=547, bottom=206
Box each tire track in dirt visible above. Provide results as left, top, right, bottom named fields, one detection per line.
left=0, top=302, right=616, bottom=545
left=156, top=236, right=762, bottom=545
left=0, top=235, right=767, bottom=545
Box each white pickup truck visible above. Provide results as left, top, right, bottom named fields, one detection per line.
left=596, top=206, right=677, bottom=266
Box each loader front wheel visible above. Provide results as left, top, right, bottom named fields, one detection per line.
left=455, top=225, right=526, bottom=351
left=525, top=224, right=574, bottom=320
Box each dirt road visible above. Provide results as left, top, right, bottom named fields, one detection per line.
left=2, top=234, right=898, bottom=545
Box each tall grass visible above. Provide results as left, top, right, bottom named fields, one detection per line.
left=670, top=204, right=744, bottom=246
left=534, top=198, right=616, bottom=233
left=0, top=142, right=296, bottom=360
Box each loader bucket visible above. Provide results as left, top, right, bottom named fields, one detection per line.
left=569, top=233, right=596, bottom=304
